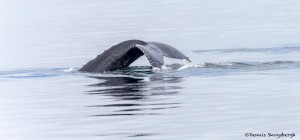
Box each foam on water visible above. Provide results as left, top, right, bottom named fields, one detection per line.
left=60, top=68, right=77, bottom=73
left=178, top=59, right=202, bottom=70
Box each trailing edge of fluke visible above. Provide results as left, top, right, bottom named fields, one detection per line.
left=79, top=39, right=191, bottom=73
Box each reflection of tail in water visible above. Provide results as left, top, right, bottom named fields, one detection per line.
left=88, top=76, right=146, bottom=100
left=87, top=75, right=183, bottom=100
left=86, top=75, right=183, bottom=117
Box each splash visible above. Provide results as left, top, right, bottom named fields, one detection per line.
left=61, top=68, right=77, bottom=72
left=178, top=59, right=202, bottom=70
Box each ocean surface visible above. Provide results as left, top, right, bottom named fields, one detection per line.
left=1, top=0, right=300, bottom=139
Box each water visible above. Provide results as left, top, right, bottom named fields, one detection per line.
left=1, top=0, right=300, bottom=139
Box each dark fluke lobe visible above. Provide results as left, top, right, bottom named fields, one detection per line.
left=79, top=40, right=190, bottom=73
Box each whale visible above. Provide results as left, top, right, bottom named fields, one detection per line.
left=79, top=40, right=191, bottom=73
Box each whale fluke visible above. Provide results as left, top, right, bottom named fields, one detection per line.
left=79, top=40, right=191, bottom=73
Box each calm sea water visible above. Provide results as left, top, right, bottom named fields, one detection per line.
left=1, top=0, right=300, bottom=139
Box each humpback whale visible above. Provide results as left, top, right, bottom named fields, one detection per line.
left=79, top=40, right=191, bottom=73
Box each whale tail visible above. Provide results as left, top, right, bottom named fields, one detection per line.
left=147, top=42, right=191, bottom=62
left=79, top=40, right=191, bottom=73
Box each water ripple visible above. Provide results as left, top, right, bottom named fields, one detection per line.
left=193, top=45, right=300, bottom=54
